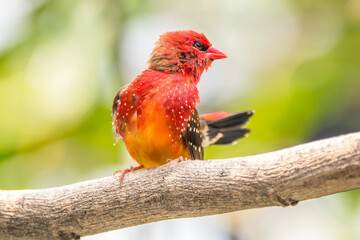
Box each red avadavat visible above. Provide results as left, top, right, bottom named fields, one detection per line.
left=112, top=30, right=253, bottom=183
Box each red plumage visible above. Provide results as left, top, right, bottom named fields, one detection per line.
left=113, top=69, right=199, bottom=145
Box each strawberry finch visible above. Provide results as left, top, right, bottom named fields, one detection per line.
left=112, top=30, right=253, bottom=184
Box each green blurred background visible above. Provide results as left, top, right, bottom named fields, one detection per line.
left=0, top=0, right=359, bottom=239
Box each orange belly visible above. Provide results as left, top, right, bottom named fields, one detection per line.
left=122, top=103, right=190, bottom=168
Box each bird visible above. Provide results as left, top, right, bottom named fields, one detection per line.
left=112, top=30, right=254, bottom=184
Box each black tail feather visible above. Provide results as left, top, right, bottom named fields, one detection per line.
left=210, top=128, right=251, bottom=145
left=206, top=110, right=254, bottom=129
left=201, top=110, right=254, bottom=147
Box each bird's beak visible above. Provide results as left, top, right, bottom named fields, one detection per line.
left=206, top=46, right=227, bottom=60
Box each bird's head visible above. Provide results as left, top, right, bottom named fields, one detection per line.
left=148, top=30, right=227, bottom=82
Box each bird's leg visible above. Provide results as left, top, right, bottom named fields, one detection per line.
left=113, top=165, right=144, bottom=186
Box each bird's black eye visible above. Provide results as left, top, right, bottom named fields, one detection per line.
left=193, top=41, right=208, bottom=51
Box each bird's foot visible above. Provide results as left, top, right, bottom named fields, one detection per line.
left=166, top=156, right=188, bottom=164
left=113, top=165, right=144, bottom=186
left=177, top=156, right=188, bottom=162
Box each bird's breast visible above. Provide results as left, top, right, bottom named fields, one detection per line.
left=122, top=102, right=190, bottom=168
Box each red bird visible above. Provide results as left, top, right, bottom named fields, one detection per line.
left=112, top=30, right=253, bottom=183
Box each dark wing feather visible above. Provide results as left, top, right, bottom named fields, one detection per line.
left=184, top=109, right=204, bottom=160
left=112, top=89, right=122, bottom=118
left=111, top=89, right=124, bottom=142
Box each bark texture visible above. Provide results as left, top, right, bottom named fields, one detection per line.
left=0, top=132, right=360, bottom=240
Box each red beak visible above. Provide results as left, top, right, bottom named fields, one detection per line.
left=206, top=46, right=227, bottom=60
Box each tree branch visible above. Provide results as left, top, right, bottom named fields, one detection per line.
left=1, top=132, right=360, bottom=240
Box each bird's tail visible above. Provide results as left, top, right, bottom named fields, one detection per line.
left=200, top=110, right=254, bottom=147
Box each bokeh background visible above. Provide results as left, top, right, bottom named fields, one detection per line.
left=1, top=0, right=360, bottom=239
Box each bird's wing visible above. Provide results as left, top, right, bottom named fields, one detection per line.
left=111, top=89, right=122, bottom=119
left=183, top=109, right=204, bottom=160
left=111, top=89, right=123, bottom=142
left=111, top=84, right=131, bottom=142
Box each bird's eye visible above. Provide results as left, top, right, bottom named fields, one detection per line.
left=193, top=41, right=208, bottom=51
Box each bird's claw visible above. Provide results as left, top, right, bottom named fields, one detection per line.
left=113, top=165, right=144, bottom=186
left=166, top=156, right=188, bottom=164
left=177, top=156, right=187, bottom=162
